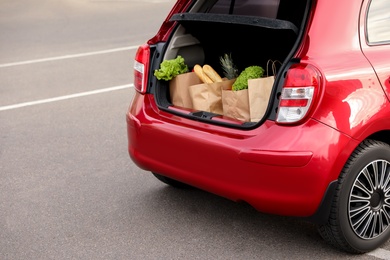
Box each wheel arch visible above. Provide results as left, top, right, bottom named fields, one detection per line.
left=366, top=130, right=390, bottom=146
left=306, top=131, right=390, bottom=225
left=316, top=139, right=390, bottom=253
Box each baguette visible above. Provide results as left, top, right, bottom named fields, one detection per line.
left=194, top=64, right=213, bottom=83
left=203, top=64, right=223, bottom=82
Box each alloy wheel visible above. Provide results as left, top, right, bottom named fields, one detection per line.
left=349, top=159, right=390, bottom=239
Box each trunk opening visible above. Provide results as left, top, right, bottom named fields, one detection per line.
left=149, top=0, right=311, bottom=129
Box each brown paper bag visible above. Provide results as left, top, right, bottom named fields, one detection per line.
left=189, top=79, right=236, bottom=115
left=169, top=72, right=203, bottom=109
left=248, top=76, right=274, bottom=122
left=221, top=85, right=250, bottom=122
left=248, top=60, right=281, bottom=122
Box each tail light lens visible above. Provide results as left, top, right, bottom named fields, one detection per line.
left=134, top=44, right=150, bottom=94
left=276, top=63, right=321, bottom=124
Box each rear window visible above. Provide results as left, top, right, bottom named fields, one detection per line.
left=366, top=0, right=390, bottom=44
left=205, top=0, right=307, bottom=29
left=209, top=0, right=280, bottom=18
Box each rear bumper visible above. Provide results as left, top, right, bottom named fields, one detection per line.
left=127, top=93, right=358, bottom=218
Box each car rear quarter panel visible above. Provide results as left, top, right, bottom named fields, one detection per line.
left=299, top=0, right=390, bottom=141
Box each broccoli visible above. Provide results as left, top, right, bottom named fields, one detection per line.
left=232, top=66, right=264, bottom=91
left=154, top=56, right=189, bottom=81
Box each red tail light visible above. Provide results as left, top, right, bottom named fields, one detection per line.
left=134, top=44, right=150, bottom=94
left=276, top=63, right=321, bottom=124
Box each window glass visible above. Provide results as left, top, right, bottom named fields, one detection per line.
left=367, top=0, right=390, bottom=44
left=209, top=0, right=280, bottom=18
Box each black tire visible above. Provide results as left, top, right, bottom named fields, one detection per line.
left=318, top=139, right=390, bottom=253
left=152, top=172, right=192, bottom=189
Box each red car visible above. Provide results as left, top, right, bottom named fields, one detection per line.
left=127, top=0, right=390, bottom=253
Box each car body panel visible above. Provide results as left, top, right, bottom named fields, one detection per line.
left=127, top=92, right=360, bottom=217
left=297, top=0, right=390, bottom=141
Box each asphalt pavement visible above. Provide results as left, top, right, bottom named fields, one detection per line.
left=0, top=0, right=389, bottom=259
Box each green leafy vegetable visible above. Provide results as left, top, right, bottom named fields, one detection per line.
left=232, top=66, right=264, bottom=91
left=154, top=56, right=189, bottom=81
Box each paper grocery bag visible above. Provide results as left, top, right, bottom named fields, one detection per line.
left=221, top=86, right=250, bottom=122
left=248, top=76, right=274, bottom=122
left=169, top=72, right=203, bottom=109
left=189, top=79, right=236, bottom=115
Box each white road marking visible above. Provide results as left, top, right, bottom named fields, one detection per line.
left=0, top=46, right=139, bottom=68
left=0, top=84, right=133, bottom=111
left=367, top=248, right=390, bottom=260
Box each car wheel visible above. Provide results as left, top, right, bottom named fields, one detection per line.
left=318, top=139, right=390, bottom=253
left=152, top=172, right=192, bottom=189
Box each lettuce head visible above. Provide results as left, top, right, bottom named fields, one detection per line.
left=154, top=56, right=189, bottom=81
left=232, top=66, right=264, bottom=91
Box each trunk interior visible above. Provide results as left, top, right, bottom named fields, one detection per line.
left=151, top=0, right=310, bottom=128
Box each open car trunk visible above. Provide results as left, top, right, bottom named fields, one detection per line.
left=150, top=0, right=311, bottom=129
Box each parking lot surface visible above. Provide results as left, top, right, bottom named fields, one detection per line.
left=1, top=1, right=389, bottom=259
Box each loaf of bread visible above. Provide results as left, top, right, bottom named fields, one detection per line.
left=203, top=64, right=223, bottom=82
left=194, top=64, right=213, bottom=83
